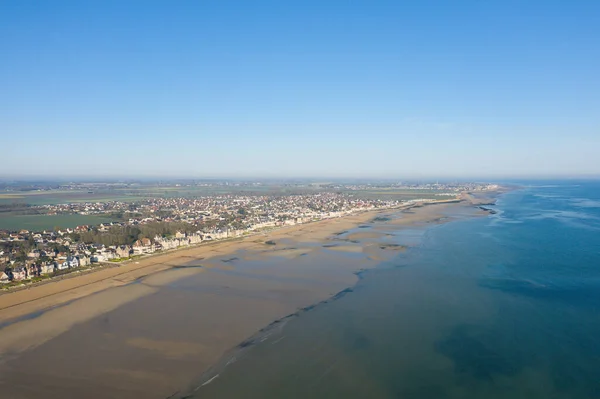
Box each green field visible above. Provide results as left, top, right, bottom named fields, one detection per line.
left=0, top=191, right=146, bottom=205
left=343, top=189, right=453, bottom=201
left=0, top=214, right=115, bottom=232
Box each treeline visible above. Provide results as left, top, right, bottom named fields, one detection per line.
left=0, top=203, right=46, bottom=215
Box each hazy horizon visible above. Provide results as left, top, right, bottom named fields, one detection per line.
left=1, top=173, right=599, bottom=183
left=2, top=1, right=599, bottom=178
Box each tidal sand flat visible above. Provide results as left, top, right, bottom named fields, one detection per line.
left=184, top=184, right=600, bottom=399
left=324, top=245, right=364, bottom=253
left=345, top=231, right=385, bottom=241
left=0, top=202, right=474, bottom=398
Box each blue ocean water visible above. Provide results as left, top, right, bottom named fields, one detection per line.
left=190, top=182, right=600, bottom=398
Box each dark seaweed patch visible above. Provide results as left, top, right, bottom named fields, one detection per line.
left=372, top=216, right=391, bottom=222
left=172, top=264, right=204, bottom=269
left=378, top=244, right=407, bottom=250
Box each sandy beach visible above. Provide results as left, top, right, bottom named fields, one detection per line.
left=0, top=200, right=482, bottom=399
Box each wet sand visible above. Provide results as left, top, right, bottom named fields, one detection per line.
left=0, top=201, right=473, bottom=399
left=345, top=231, right=385, bottom=241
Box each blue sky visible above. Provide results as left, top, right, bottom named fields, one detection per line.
left=1, top=0, right=599, bottom=179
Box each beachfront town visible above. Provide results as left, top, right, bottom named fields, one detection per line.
left=0, top=184, right=498, bottom=287
left=0, top=193, right=401, bottom=285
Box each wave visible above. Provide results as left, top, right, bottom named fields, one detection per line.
left=200, top=374, right=220, bottom=387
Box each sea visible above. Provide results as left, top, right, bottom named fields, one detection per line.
left=189, top=181, right=600, bottom=399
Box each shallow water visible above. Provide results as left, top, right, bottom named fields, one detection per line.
left=190, top=182, right=600, bottom=399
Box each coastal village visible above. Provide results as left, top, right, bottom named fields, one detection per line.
left=0, top=185, right=498, bottom=287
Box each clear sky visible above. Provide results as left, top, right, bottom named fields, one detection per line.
left=1, top=0, right=599, bottom=179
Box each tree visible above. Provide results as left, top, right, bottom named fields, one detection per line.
left=16, top=249, right=28, bottom=263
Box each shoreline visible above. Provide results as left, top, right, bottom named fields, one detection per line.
left=175, top=191, right=508, bottom=397
left=1, top=198, right=475, bottom=294
left=0, top=195, right=501, bottom=399
left=0, top=207, right=403, bottom=295
left=0, top=206, right=403, bottom=318
left=0, top=199, right=470, bottom=318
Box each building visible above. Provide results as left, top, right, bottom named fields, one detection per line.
left=65, top=256, right=79, bottom=268
left=41, top=263, right=56, bottom=275
left=115, top=246, right=130, bottom=258
left=12, top=266, right=27, bottom=281
left=27, top=263, right=41, bottom=277
left=0, top=271, right=11, bottom=284
left=78, top=256, right=91, bottom=267
left=56, top=260, right=69, bottom=271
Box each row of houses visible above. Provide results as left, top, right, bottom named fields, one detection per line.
left=85, top=227, right=257, bottom=260
left=1, top=255, right=91, bottom=284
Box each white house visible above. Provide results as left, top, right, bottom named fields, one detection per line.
left=56, top=260, right=69, bottom=271
left=41, top=263, right=56, bottom=275
left=78, top=256, right=91, bottom=267
left=65, top=256, right=79, bottom=268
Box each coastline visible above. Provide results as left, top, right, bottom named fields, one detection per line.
left=0, top=196, right=498, bottom=399
left=0, top=206, right=401, bottom=320
left=0, top=199, right=469, bottom=319
left=175, top=198, right=498, bottom=397
left=0, top=208, right=404, bottom=294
